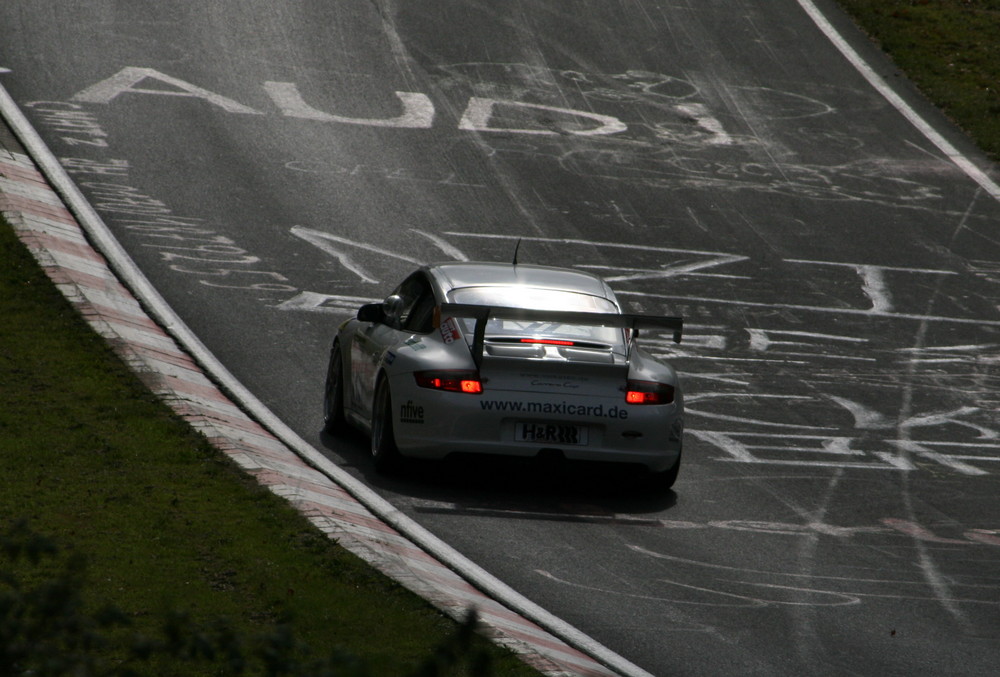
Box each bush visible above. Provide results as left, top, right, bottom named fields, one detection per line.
left=0, top=520, right=491, bottom=677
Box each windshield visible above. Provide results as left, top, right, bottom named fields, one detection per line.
left=448, top=286, right=625, bottom=347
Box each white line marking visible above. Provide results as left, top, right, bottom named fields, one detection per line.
left=619, top=290, right=1000, bottom=326
left=795, top=0, right=1000, bottom=203
left=784, top=259, right=958, bottom=276
left=275, top=292, right=379, bottom=313
left=263, top=82, right=434, bottom=128
left=458, top=97, right=627, bottom=136
left=445, top=231, right=743, bottom=255
left=289, top=226, right=425, bottom=284
left=675, top=103, right=735, bottom=145
left=857, top=265, right=892, bottom=313
left=411, top=229, right=468, bottom=261
left=888, top=441, right=989, bottom=477
left=71, top=67, right=262, bottom=115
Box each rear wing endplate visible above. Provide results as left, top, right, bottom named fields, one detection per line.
left=438, top=303, right=683, bottom=368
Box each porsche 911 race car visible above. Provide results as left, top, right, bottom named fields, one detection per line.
left=323, top=262, right=685, bottom=487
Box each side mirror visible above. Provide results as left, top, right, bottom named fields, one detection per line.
left=381, top=294, right=405, bottom=323
left=357, top=303, right=385, bottom=323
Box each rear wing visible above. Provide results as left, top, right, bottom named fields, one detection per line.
left=438, top=303, right=683, bottom=368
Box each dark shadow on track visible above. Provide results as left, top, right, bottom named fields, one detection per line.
left=319, top=428, right=678, bottom=517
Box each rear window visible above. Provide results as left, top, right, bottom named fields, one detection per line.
left=449, top=286, right=624, bottom=347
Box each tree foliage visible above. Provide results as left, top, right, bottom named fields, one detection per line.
left=0, top=520, right=492, bottom=677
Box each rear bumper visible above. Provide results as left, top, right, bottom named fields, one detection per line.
left=387, top=374, right=684, bottom=472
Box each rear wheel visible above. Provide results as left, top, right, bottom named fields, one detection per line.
left=323, top=343, right=346, bottom=434
left=371, top=378, right=402, bottom=473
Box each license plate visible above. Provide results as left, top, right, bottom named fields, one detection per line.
left=515, top=422, right=588, bottom=446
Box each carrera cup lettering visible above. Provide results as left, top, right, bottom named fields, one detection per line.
left=531, top=380, right=581, bottom=389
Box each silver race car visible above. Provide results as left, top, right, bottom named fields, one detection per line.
left=323, top=262, right=685, bottom=487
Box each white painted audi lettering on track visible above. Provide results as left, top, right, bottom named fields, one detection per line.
left=323, top=262, right=686, bottom=488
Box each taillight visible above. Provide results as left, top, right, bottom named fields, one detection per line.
left=625, top=380, right=674, bottom=405
left=414, top=370, right=484, bottom=394
left=519, top=338, right=575, bottom=346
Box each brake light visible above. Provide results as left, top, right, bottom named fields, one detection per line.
left=415, top=370, right=484, bottom=394
left=625, top=380, right=674, bottom=405
left=519, top=338, right=575, bottom=346
left=460, top=380, right=483, bottom=393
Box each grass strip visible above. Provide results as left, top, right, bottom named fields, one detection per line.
left=834, top=0, right=1000, bottom=161
left=0, top=214, right=538, bottom=676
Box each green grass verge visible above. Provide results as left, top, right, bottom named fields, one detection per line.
left=834, top=0, right=1000, bottom=161
left=0, top=216, right=539, bottom=676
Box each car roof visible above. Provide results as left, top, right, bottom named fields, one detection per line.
left=426, top=262, right=616, bottom=300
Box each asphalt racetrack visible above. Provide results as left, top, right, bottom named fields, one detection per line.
left=3, top=1, right=999, bottom=674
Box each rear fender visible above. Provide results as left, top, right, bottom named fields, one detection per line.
left=628, top=347, right=680, bottom=385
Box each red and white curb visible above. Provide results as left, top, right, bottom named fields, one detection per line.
left=1, top=90, right=651, bottom=677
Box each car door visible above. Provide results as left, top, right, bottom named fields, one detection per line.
left=350, top=272, right=435, bottom=423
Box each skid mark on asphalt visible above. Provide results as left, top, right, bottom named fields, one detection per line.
left=888, top=193, right=987, bottom=631
left=613, top=548, right=1000, bottom=607
left=410, top=500, right=1000, bottom=548
left=536, top=568, right=859, bottom=608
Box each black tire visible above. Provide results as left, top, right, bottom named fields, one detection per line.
left=653, top=444, right=682, bottom=490
left=322, top=343, right=346, bottom=434
left=371, top=378, right=402, bottom=473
